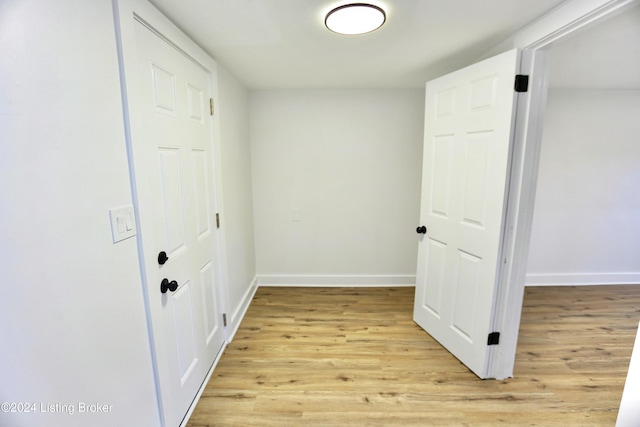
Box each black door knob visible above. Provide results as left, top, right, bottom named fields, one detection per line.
left=160, top=278, right=178, bottom=294
left=416, top=226, right=427, bottom=234
left=158, top=251, right=169, bottom=265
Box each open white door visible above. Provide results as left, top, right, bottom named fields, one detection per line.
left=413, top=49, right=522, bottom=379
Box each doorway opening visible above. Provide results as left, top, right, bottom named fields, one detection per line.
left=525, top=3, right=640, bottom=286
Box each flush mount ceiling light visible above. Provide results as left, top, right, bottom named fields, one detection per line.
left=325, top=3, right=386, bottom=35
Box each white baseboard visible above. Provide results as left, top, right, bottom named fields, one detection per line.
left=525, top=272, right=640, bottom=286
left=226, top=275, right=258, bottom=342
left=256, top=274, right=416, bottom=287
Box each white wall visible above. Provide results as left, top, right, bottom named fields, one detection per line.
left=250, top=89, right=424, bottom=285
left=0, top=1, right=159, bottom=426
left=216, top=66, right=257, bottom=330
left=526, top=89, right=640, bottom=285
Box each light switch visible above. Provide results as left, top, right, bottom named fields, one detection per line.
left=116, top=215, right=127, bottom=233
left=109, top=205, right=137, bottom=243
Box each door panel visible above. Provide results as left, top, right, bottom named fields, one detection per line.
left=187, top=83, right=204, bottom=122
left=424, top=238, right=446, bottom=317
left=430, top=136, right=454, bottom=217
left=414, top=49, right=520, bottom=379
left=172, top=281, right=198, bottom=382
left=192, top=149, right=211, bottom=238
left=461, top=132, right=490, bottom=226
left=452, top=250, right=481, bottom=340
left=131, top=20, right=225, bottom=426
left=200, top=261, right=218, bottom=342
left=159, top=148, right=187, bottom=255
left=152, top=64, right=177, bottom=113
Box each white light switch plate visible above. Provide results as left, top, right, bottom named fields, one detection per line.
left=109, top=205, right=136, bottom=243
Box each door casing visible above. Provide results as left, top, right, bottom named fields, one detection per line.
left=486, top=0, right=638, bottom=379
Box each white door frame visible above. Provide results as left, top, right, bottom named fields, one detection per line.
left=112, top=0, right=231, bottom=424
left=486, top=0, right=638, bottom=379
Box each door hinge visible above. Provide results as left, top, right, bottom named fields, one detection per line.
left=222, top=313, right=227, bottom=327
left=514, top=75, right=529, bottom=93
left=487, top=332, right=500, bottom=345
left=216, top=213, right=220, bottom=229
left=209, top=98, right=215, bottom=116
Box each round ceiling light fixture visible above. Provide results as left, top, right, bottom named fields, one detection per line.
left=325, top=3, right=386, bottom=35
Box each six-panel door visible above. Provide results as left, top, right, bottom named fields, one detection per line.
left=132, top=20, right=225, bottom=426
left=413, top=49, right=520, bottom=379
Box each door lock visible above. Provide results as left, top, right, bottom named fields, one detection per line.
left=160, top=278, right=178, bottom=294
left=157, top=251, right=169, bottom=265
left=416, top=226, right=427, bottom=234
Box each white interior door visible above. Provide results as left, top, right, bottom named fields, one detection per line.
left=131, top=20, right=225, bottom=426
left=413, top=49, right=521, bottom=379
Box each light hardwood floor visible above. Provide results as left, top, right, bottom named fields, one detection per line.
left=187, top=285, right=640, bottom=426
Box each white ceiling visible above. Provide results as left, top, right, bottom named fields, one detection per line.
left=549, top=3, right=640, bottom=89
left=149, top=0, right=568, bottom=89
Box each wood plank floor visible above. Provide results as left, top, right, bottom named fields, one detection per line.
left=187, top=285, right=640, bottom=426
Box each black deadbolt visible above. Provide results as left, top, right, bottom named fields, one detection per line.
left=158, top=251, right=169, bottom=265
left=416, top=226, right=427, bottom=234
